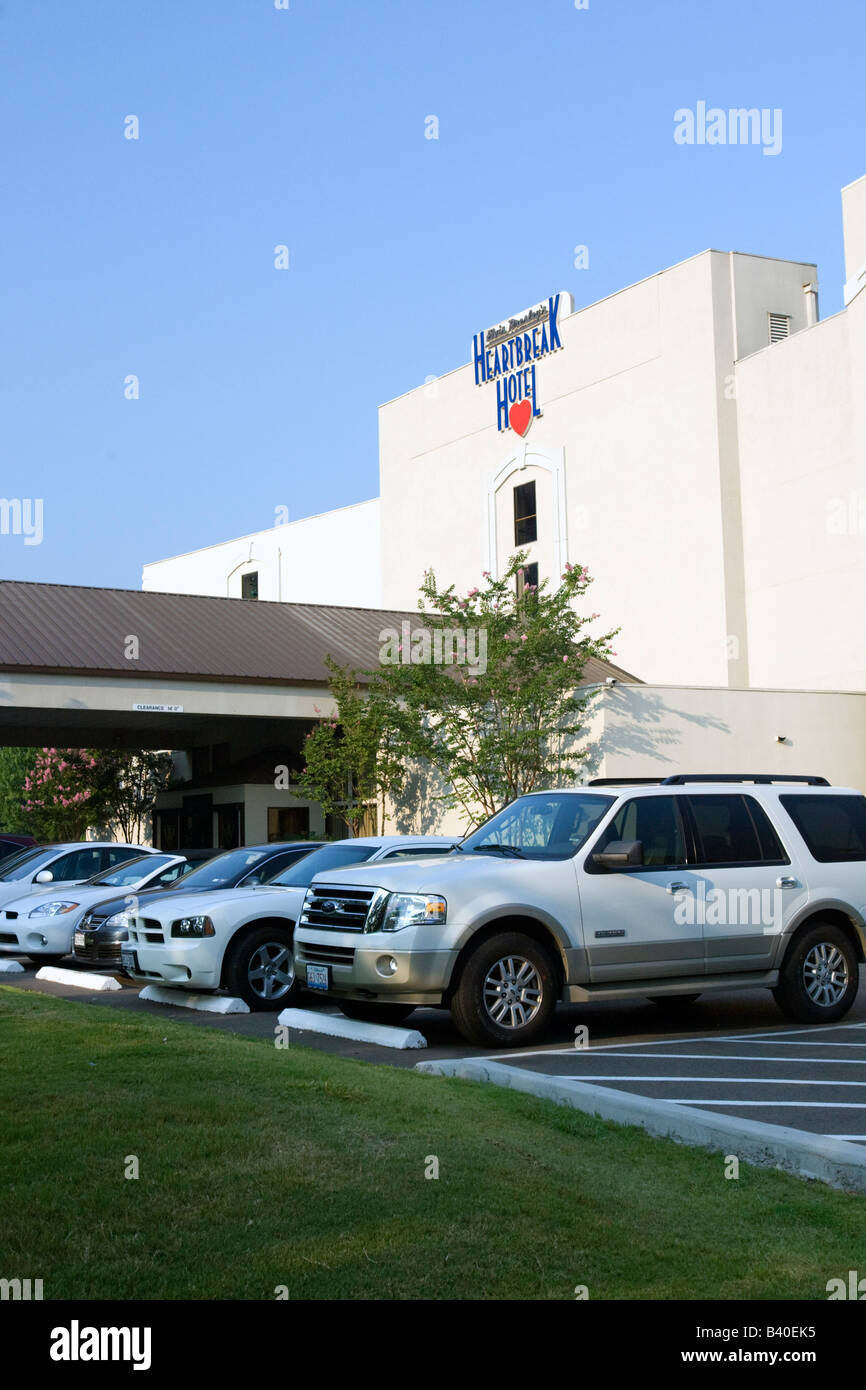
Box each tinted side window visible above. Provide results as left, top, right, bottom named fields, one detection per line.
left=51, top=848, right=104, bottom=881
left=104, top=846, right=144, bottom=869
left=591, top=796, right=686, bottom=868
left=687, top=794, right=788, bottom=865
left=780, top=795, right=866, bottom=862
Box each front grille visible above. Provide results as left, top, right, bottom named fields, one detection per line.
left=301, top=885, right=378, bottom=932
left=300, top=943, right=356, bottom=968
left=130, top=918, right=165, bottom=944
left=74, top=941, right=122, bottom=962
left=0, top=932, right=19, bottom=945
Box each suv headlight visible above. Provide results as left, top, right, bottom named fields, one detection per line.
left=171, top=915, right=215, bottom=938
left=28, top=901, right=79, bottom=917
left=380, top=894, right=446, bottom=932
left=103, top=912, right=129, bottom=929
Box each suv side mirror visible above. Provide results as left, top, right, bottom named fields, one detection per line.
left=34, top=869, right=54, bottom=883
left=592, top=840, right=644, bottom=870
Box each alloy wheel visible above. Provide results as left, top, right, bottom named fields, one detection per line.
left=482, top=954, right=543, bottom=1029
left=802, top=942, right=849, bottom=1007
left=247, top=941, right=294, bottom=1001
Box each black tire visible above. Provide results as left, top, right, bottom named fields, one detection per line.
left=223, top=924, right=300, bottom=1012
left=773, top=921, right=859, bottom=1024
left=648, top=993, right=702, bottom=1008
left=28, top=953, right=66, bottom=967
left=450, top=931, right=558, bottom=1048
left=337, top=1000, right=416, bottom=1025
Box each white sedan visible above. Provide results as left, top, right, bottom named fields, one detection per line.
left=0, top=853, right=190, bottom=964
left=121, top=836, right=456, bottom=1010
left=0, top=841, right=152, bottom=915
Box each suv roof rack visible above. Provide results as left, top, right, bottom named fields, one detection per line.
left=660, top=774, right=830, bottom=786
left=587, top=778, right=666, bottom=787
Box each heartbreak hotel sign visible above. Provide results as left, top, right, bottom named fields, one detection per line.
left=473, top=294, right=566, bottom=435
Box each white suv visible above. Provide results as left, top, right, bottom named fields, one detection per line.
left=293, top=776, right=866, bottom=1047
left=121, top=836, right=455, bottom=1010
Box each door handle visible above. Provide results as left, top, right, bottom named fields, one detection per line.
left=776, top=876, right=799, bottom=889
left=667, top=881, right=690, bottom=894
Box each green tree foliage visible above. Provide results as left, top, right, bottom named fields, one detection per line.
left=374, top=553, right=619, bottom=828
left=298, top=661, right=404, bottom=837
left=0, top=747, right=40, bottom=833
left=5, top=747, right=173, bottom=843
left=300, top=555, right=618, bottom=834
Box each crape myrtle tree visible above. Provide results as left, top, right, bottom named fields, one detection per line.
left=300, top=553, right=618, bottom=834
left=16, top=747, right=173, bottom=843
left=102, top=751, right=174, bottom=844
left=298, top=660, right=406, bottom=838
left=22, top=748, right=107, bottom=841
left=374, top=552, right=619, bottom=829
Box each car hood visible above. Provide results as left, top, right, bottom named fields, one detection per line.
left=132, top=883, right=306, bottom=921
left=0, top=882, right=119, bottom=915
left=306, top=852, right=531, bottom=896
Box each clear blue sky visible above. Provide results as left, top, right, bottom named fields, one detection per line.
left=1, top=0, right=863, bottom=589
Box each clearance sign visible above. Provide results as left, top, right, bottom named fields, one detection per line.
left=472, top=294, right=566, bottom=435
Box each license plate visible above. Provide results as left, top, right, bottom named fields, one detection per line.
left=306, top=963, right=330, bottom=991
left=120, top=948, right=138, bottom=973
left=74, top=933, right=86, bottom=948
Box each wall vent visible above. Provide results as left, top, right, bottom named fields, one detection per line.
left=768, top=312, right=791, bottom=344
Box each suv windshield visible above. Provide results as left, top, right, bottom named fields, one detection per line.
left=460, top=793, right=614, bottom=860
left=270, top=845, right=376, bottom=886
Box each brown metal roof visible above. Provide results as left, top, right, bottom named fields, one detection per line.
left=0, top=581, right=640, bottom=687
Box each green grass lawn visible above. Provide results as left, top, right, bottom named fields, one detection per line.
left=1, top=985, right=863, bottom=1301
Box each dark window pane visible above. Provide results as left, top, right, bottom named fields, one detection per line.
left=267, top=806, right=310, bottom=842
left=241, top=572, right=259, bottom=600
left=744, top=797, right=788, bottom=862
left=688, top=794, right=763, bottom=864
left=513, top=482, right=537, bottom=545
left=520, top=562, right=539, bottom=591
left=780, top=795, right=866, bottom=862
left=595, top=796, right=686, bottom=867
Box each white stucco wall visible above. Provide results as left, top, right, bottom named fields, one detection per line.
left=378, top=250, right=816, bottom=689
left=142, top=499, right=381, bottom=608
left=586, top=683, right=866, bottom=791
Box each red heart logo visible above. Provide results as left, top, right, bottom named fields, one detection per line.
left=509, top=399, right=533, bottom=437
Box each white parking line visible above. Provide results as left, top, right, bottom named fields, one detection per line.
left=575, top=1051, right=866, bottom=1065
left=562, top=1075, right=866, bottom=1086
left=661, top=1100, right=866, bottom=1108
left=488, top=1023, right=866, bottom=1062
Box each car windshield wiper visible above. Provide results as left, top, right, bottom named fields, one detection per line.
left=471, top=842, right=525, bottom=858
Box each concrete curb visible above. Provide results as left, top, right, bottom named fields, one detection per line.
left=278, top=1006, right=427, bottom=1050
left=415, top=1057, right=866, bottom=1193
left=138, top=985, right=250, bottom=1014
left=35, top=965, right=121, bottom=991
left=0, top=959, right=25, bottom=973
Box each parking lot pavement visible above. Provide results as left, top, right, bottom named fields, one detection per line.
left=482, top=1012, right=866, bottom=1146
